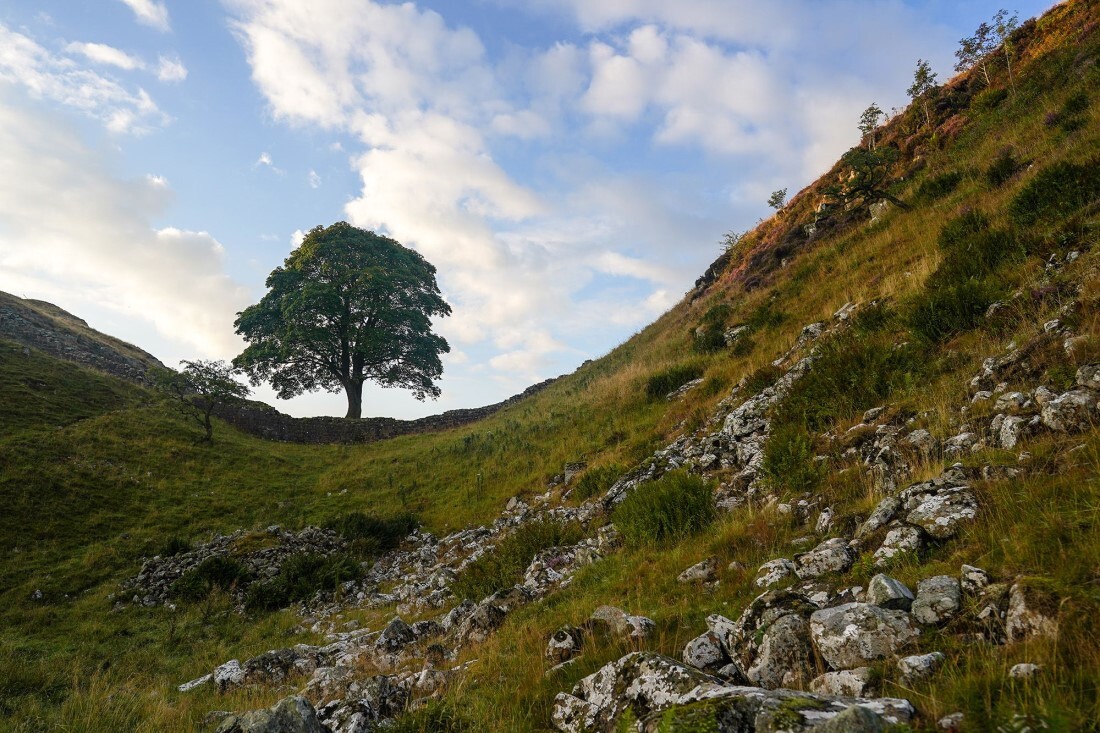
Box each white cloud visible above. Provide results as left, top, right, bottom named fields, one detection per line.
left=290, top=229, right=306, bottom=249
left=0, top=90, right=249, bottom=358
left=65, top=42, right=143, bottom=70
left=118, top=0, right=171, bottom=32
left=308, top=169, right=321, bottom=188
left=254, top=151, right=285, bottom=174
left=156, top=55, right=188, bottom=82
left=0, top=23, right=165, bottom=134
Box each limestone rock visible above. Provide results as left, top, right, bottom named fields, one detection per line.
left=682, top=631, right=729, bottom=673
left=455, top=603, right=507, bottom=645
left=866, top=574, right=914, bottom=612
left=795, top=538, right=855, bottom=579
left=856, top=496, right=901, bottom=539
left=960, top=565, right=991, bottom=594
left=1006, top=581, right=1059, bottom=643
left=375, top=617, right=417, bottom=654
left=214, top=660, right=245, bottom=692
left=906, top=487, right=978, bottom=539
left=547, top=626, right=585, bottom=666
left=911, top=576, right=962, bottom=626
left=754, top=559, right=797, bottom=588
left=810, top=667, right=877, bottom=697
left=812, top=704, right=888, bottom=733
left=744, top=613, right=815, bottom=689
left=897, top=652, right=945, bottom=683
left=810, top=603, right=919, bottom=670
left=873, top=524, right=924, bottom=567
left=215, top=696, right=326, bottom=733
left=1077, top=364, right=1100, bottom=390
left=1040, top=389, right=1098, bottom=432
left=678, top=557, right=719, bottom=584
left=1009, top=663, right=1041, bottom=679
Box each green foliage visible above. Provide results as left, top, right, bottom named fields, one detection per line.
left=1010, top=160, right=1100, bottom=227
left=743, top=364, right=783, bottom=395
left=645, top=363, right=704, bottom=400
left=907, top=278, right=1002, bottom=343
left=821, top=145, right=908, bottom=215
left=767, top=188, right=788, bottom=211
left=244, top=552, right=361, bottom=612
left=700, top=303, right=732, bottom=329
left=971, top=87, right=1009, bottom=112
left=612, top=471, right=716, bottom=547
left=324, top=511, right=418, bottom=558
left=916, top=170, right=963, bottom=201
left=985, top=148, right=1021, bottom=187
left=451, top=521, right=584, bottom=601
left=776, top=332, right=924, bottom=431
left=233, top=221, right=452, bottom=419
left=692, top=329, right=727, bottom=354
left=761, top=423, right=825, bottom=494
left=572, top=464, right=623, bottom=501
left=387, top=701, right=474, bottom=733
left=171, top=556, right=248, bottom=603
left=159, top=537, right=191, bottom=557
left=153, top=360, right=250, bottom=442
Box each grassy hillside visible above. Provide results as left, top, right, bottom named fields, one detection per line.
left=3, top=1, right=1100, bottom=730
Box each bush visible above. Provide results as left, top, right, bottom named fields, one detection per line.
left=916, top=170, right=963, bottom=201
left=645, top=363, right=703, bottom=400
left=906, top=278, right=1002, bottom=343
left=971, top=87, right=1008, bottom=112
left=325, top=511, right=418, bottom=558
left=386, top=701, right=473, bottom=733
left=700, top=302, right=733, bottom=328
left=160, top=536, right=191, bottom=557
left=572, top=464, right=622, bottom=502
left=743, top=364, right=783, bottom=395
left=932, top=211, right=1022, bottom=284
left=692, top=328, right=727, bottom=354
left=1047, top=92, right=1089, bottom=132
left=244, top=552, right=361, bottom=611
left=761, top=423, right=826, bottom=494
left=612, top=471, right=715, bottom=547
left=451, top=520, right=584, bottom=601
left=172, top=556, right=248, bottom=602
left=1010, top=160, right=1100, bottom=227
left=985, top=149, right=1021, bottom=187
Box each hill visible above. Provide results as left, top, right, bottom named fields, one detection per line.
left=2, top=1, right=1100, bottom=731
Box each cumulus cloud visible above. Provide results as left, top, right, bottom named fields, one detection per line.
left=0, top=91, right=250, bottom=358
left=0, top=23, right=166, bottom=134
left=118, top=0, right=171, bottom=32
left=156, top=55, right=188, bottom=82
left=65, top=41, right=144, bottom=70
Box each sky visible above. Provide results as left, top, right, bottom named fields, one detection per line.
left=0, top=0, right=1055, bottom=419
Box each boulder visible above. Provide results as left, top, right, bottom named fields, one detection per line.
left=375, top=617, right=417, bottom=655
left=810, top=603, right=919, bottom=670
left=215, top=696, right=326, bottom=733
left=1078, top=364, right=1100, bottom=390
left=754, top=559, right=797, bottom=588
left=744, top=613, right=815, bottom=690
left=795, top=538, right=855, bottom=579
left=1040, top=389, right=1098, bottom=432
left=810, top=667, right=876, bottom=697
left=1006, top=581, right=1059, bottom=643
left=873, top=524, right=924, bottom=567
left=906, top=488, right=978, bottom=539
left=856, top=496, right=902, bottom=539
left=897, top=652, right=945, bottom=683
left=812, top=704, right=889, bottom=733
left=682, top=631, right=729, bottom=673
left=960, top=565, right=991, bottom=594
left=547, top=625, right=585, bottom=665
left=998, top=416, right=1027, bottom=449
left=678, top=557, right=719, bottom=584
left=214, top=659, right=245, bottom=692
left=455, top=603, right=507, bottom=646
left=866, top=574, right=914, bottom=612
left=911, top=576, right=962, bottom=626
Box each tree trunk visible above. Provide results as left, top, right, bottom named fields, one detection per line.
left=344, top=380, right=363, bottom=419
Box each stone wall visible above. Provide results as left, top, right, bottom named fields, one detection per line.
left=210, top=377, right=559, bottom=445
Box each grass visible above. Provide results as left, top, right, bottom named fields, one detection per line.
left=2, top=2, right=1100, bottom=729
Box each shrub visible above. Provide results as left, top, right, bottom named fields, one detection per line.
left=971, top=87, right=1008, bottom=112
left=1010, top=161, right=1100, bottom=227
left=700, top=302, right=733, bottom=328
left=160, top=536, right=191, bottom=557
left=933, top=211, right=1022, bottom=284
left=244, top=552, right=361, bottom=611
left=916, top=170, right=963, bottom=201
left=386, top=701, right=473, bottom=733
left=645, top=362, right=703, bottom=400
left=612, top=471, right=715, bottom=547
left=761, top=423, right=826, bottom=494
left=743, top=364, right=783, bottom=395
left=325, top=511, right=418, bottom=558
left=906, top=278, right=1002, bottom=344
left=1047, top=92, right=1089, bottom=132
left=451, top=521, right=584, bottom=601
left=692, top=328, right=728, bottom=354
left=172, top=556, right=248, bottom=602
left=985, top=148, right=1020, bottom=187
left=572, top=464, right=622, bottom=502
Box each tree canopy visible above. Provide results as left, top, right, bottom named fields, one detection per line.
left=233, top=222, right=452, bottom=419
left=154, top=359, right=250, bottom=442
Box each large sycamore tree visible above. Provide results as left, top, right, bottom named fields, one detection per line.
left=234, top=222, right=451, bottom=418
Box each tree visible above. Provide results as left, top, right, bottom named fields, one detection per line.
left=155, top=360, right=250, bottom=442
left=955, top=21, right=996, bottom=86
left=767, top=188, right=788, bottom=211
left=233, top=222, right=452, bottom=419
left=907, top=59, right=939, bottom=130
left=858, top=103, right=884, bottom=150
left=992, top=9, right=1020, bottom=96
left=826, top=145, right=910, bottom=212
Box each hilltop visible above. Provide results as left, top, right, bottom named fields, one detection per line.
left=2, top=1, right=1100, bottom=731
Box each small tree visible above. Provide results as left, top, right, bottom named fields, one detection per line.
left=993, top=9, right=1019, bottom=96
left=767, top=188, right=788, bottom=212
left=720, top=230, right=746, bottom=253
left=859, top=103, right=884, bottom=150
left=155, top=360, right=250, bottom=442
left=827, top=145, right=910, bottom=212
left=955, top=21, right=996, bottom=86
left=907, top=59, right=939, bottom=129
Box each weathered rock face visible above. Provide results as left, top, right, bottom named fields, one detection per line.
left=810, top=667, right=876, bottom=697
left=809, top=603, right=919, bottom=670
left=1040, top=389, right=1099, bottom=432
left=1006, top=581, right=1060, bottom=643
left=744, top=614, right=816, bottom=689
left=755, top=559, right=797, bottom=588
left=905, top=487, right=978, bottom=540
left=678, top=557, right=720, bottom=584
left=215, top=696, right=326, bottom=733
left=897, top=652, right=945, bottom=683
left=548, top=626, right=585, bottom=666
left=795, top=538, right=855, bottom=579
left=866, top=574, right=914, bottom=612
left=550, top=652, right=915, bottom=733
left=683, top=631, right=729, bottom=673
left=911, top=576, right=962, bottom=626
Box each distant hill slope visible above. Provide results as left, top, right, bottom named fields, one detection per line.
left=0, top=290, right=165, bottom=384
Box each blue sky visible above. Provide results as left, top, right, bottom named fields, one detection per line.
left=0, top=0, right=1054, bottom=418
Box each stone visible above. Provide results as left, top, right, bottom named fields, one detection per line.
left=960, top=565, right=992, bottom=594
left=1077, top=364, right=1100, bottom=390
left=994, top=392, right=1029, bottom=412
left=754, top=559, right=797, bottom=588
left=215, top=696, right=326, bottom=733
left=1006, top=581, right=1059, bottom=643
left=856, top=496, right=902, bottom=539
left=897, top=652, right=945, bottom=683
left=1009, top=663, right=1041, bottom=679
left=873, top=524, right=924, bottom=567
left=943, top=432, right=979, bottom=458
left=794, top=537, right=855, bottom=579
left=744, top=613, right=815, bottom=689
left=866, top=574, right=914, bottom=612
left=484, top=584, right=535, bottom=613
left=455, top=603, right=507, bottom=645
left=682, top=631, right=728, bottom=673
left=904, top=429, right=935, bottom=453
left=589, top=605, right=629, bottom=635
left=999, top=415, right=1027, bottom=449
left=938, top=712, right=965, bottom=731
left=677, top=557, right=719, bottom=584
left=809, top=603, right=919, bottom=670
left=375, top=617, right=417, bottom=654
left=810, top=667, right=876, bottom=697
left=813, top=704, right=888, bottom=733
left=547, top=626, right=585, bottom=665
left=624, top=615, right=657, bottom=640
left=1041, top=389, right=1098, bottom=432
left=178, top=673, right=213, bottom=693
left=906, top=487, right=978, bottom=539
left=214, top=660, right=245, bottom=692
left=911, top=576, right=962, bottom=626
